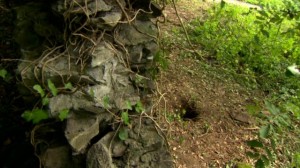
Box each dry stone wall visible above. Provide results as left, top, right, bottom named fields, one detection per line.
left=13, top=0, right=173, bottom=167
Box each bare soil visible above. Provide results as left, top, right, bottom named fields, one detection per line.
left=154, top=1, right=265, bottom=167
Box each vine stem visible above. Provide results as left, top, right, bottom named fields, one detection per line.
left=171, top=0, right=204, bottom=60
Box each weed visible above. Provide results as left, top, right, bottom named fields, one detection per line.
left=22, top=80, right=71, bottom=124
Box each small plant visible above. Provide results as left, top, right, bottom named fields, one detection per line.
left=246, top=101, right=292, bottom=167
left=117, top=100, right=145, bottom=141
left=0, top=68, right=8, bottom=79
left=0, top=68, right=12, bottom=82
left=22, top=108, right=49, bottom=124
left=22, top=80, right=71, bottom=124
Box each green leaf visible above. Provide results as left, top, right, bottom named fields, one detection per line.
left=256, top=16, right=266, bottom=20
left=33, top=84, right=45, bottom=97
left=264, top=147, right=274, bottom=162
left=255, top=158, right=265, bottom=168
left=259, top=125, right=271, bottom=138
left=292, top=153, right=300, bottom=168
left=47, top=79, right=58, bottom=96
left=259, top=10, right=269, bottom=17
left=220, top=0, right=226, bottom=8
left=135, top=101, right=144, bottom=113
left=64, top=82, right=73, bottom=90
left=246, top=140, right=264, bottom=148
left=254, top=35, right=260, bottom=43
left=103, top=96, right=110, bottom=109
left=260, top=29, right=270, bottom=38
left=154, top=51, right=169, bottom=70
left=265, top=101, right=280, bottom=115
left=118, top=127, right=128, bottom=141
left=22, top=109, right=49, bottom=124
left=121, top=111, right=130, bottom=126
left=261, top=155, right=270, bottom=166
left=0, top=69, right=7, bottom=79
left=126, top=101, right=132, bottom=110
left=246, top=151, right=260, bottom=159
left=277, top=115, right=290, bottom=127
left=284, top=102, right=300, bottom=119
left=42, top=97, right=49, bottom=106
left=58, top=109, right=69, bottom=121
left=270, top=139, right=276, bottom=151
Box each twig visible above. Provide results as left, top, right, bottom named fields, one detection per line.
left=171, top=0, right=204, bottom=60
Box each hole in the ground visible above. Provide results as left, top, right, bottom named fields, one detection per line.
left=179, top=98, right=200, bottom=120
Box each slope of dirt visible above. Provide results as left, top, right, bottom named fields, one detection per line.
left=154, top=0, right=265, bottom=167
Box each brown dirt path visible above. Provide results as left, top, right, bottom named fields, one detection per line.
left=154, top=0, right=264, bottom=167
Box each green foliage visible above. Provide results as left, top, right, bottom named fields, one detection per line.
left=135, top=101, right=144, bottom=113
left=291, top=153, right=300, bottom=168
left=33, top=84, right=49, bottom=106
left=0, top=69, right=8, bottom=79
left=103, top=96, right=110, bottom=109
left=188, top=3, right=300, bottom=90
left=234, top=162, right=252, bottom=168
left=121, top=111, right=130, bottom=126
left=33, top=84, right=45, bottom=97
left=246, top=102, right=295, bottom=167
left=47, top=79, right=57, bottom=96
left=58, top=109, right=69, bottom=121
left=118, top=127, right=128, bottom=141
left=22, top=109, right=48, bottom=124
left=154, top=50, right=169, bottom=70
left=64, top=82, right=73, bottom=90
left=23, top=80, right=69, bottom=124
left=284, top=102, right=300, bottom=120
left=184, top=1, right=300, bottom=166
left=245, top=0, right=284, bottom=7
left=126, top=101, right=132, bottom=110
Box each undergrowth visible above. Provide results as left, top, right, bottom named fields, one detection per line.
left=168, top=0, right=300, bottom=167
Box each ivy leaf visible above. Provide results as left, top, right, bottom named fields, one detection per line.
left=22, top=109, right=49, bottom=124
left=118, top=127, right=128, bottom=141
left=126, top=101, right=132, bottom=110
left=121, top=111, right=130, bottom=126
left=58, top=109, right=69, bottom=121
left=0, top=69, right=7, bottom=79
left=42, top=97, right=49, bottom=106
left=259, top=125, right=271, bottom=138
left=246, top=140, right=264, bottom=148
left=64, top=82, right=73, bottom=90
left=33, top=84, right=45, bottom=97
left=47, top=79, right=58, bottom=96
left=135, top=101, right=144, bottom=113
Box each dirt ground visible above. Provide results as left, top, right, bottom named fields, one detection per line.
left=154, top=0, right=264, bottom=167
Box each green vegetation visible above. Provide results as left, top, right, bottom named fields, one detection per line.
left=22, top=80, right=72, bottom=124
left=115, top=100, right=147, bottom=141
left=178, top=0, right=300, bottom=167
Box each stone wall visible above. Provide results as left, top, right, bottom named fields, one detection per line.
left=14, top=0, right=173, bottom=167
